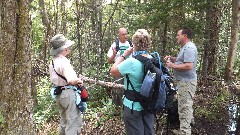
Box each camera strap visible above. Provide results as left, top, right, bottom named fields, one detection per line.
left=52, top=60, right=67, bottom=82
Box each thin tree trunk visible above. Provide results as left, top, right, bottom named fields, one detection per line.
left=54, top=0, right=59, bottom=34
left=76, top=0, right=83, bottom=74
left=61, top=0, right=67, bottom=35
left=224, top=0, right=240, bottom=81
left=162, top=22, right=168, bottom=56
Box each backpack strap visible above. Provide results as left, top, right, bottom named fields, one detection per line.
left=125, top=74, right=141, bottom=114
left=52, top=60, right=67, bottom=82
left=150, top=52, right=162, bottom=70
left=128, top=40, right=133, bottom=47
left=115, top=38, right=133, bottom=52
left=115, top=38, right=120, bottom=52
left=134, top=55, right=155, bottom=71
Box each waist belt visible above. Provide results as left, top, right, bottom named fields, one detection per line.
left=124, top=90, right=141, bottom=102
left=50, top=84, right=86, bottom=113
left=124, top=90, right=142, bottom=114
left=50, top=85, right=78, bottom=99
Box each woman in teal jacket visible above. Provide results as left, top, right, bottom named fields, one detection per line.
left=110, top=29, right=155, bottom=135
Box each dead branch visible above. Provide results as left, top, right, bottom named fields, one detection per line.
left=82, top=76, right=124, bottom=89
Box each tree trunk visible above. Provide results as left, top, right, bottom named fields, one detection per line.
left=38, top=0, right=53, bottom=64
left=201, top=0, right=221, bottom=79
left=224, top=0, right=240, bottom=81
left=0, top=0, right=35, bottom=134
left=61, top=0, right=67, bottom=35
left=236, top=114, right=240, bottom=135
left=161, top=22, right=168, bottom=56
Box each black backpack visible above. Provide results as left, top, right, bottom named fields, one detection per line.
left=115, top=38, right=132, bottom=52
left=124, top=52, right=174, bottom=113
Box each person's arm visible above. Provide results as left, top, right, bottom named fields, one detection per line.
left=110, top=55, right=124, bottom=77
left=166, top=62, right=193, bottom=71
left=108, top=48, right=117, bottom=64
left=63, top=59, right=83, bottom=85
left=164, top=56, right=177, bottom=63
left=68, top=78, right=83, bottom=86
left=170, top=57, right=177, bottom=63
left=110, top=47, right=133, bottom=76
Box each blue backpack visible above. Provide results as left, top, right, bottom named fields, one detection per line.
left=125, top=52, right=176, bottom=113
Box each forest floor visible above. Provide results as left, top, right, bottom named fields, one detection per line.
left=38, top=79, right=240, bottom=135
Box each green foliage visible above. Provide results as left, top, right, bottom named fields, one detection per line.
left=30, top=0, right=239, bottom=133
left=233, top=47, right=240, bottom=78
left=34, top=76, right=59, bottom=130
left=30, top=1, right=45, bottom=55
left=195, top=85, right=230, bottom=121
left=85, top=99, right=117, bottom=128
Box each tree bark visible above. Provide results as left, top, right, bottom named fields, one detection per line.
left=0, top=0, right=35, bottom=134
left=224, top=0, right=240, bottom=81
left=201, top=0, right=221, bottom=80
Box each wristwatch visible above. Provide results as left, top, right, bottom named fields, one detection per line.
left=120, top=55, right=126, bottom=60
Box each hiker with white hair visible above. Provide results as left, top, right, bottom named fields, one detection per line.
left=49, top=34, right=85, bottom=135
left=110, top=29, right=155, bottom=135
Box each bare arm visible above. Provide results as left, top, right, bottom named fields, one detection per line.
left=108, top=53, right=116, bottom=64
left=170, top=57, right=177, bottom=63
left=68, top=78, right=83, bottom=86
left=166, top=62, right=193, bottom=71
left=110, top=47, right=133, bottom=76
left=110, top=56, right=124, bottom=77
left=108, top=47, right=117, bottom=64
left=164, top=56, right=177, bottom=63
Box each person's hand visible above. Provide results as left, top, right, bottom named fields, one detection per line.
left=166, top=61, right=175, bottom=68
left=122, top=47, right=133, bottom=57
left=112, top=47, right=117, bottom=56
left=164, top=55, right=171, bottom=62
left=76, top=78, right=83, bottom=86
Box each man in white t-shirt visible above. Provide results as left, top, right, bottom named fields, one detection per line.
left=107, top=27, right=132, bottom=115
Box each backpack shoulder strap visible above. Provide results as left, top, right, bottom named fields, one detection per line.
left=134, top=55, right=154, bottom=70
left=52, top=60, right=67, bottom=82
left=126, top=74, right=136, bottom=91
left=115, top=38, right=119, bottom=51
left=128, top=40, right=132, bottom=47
left=150, top=52, right=162, bottom=70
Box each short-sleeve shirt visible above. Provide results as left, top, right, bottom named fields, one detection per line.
left=107, top=41, right=131, bottom=62
left=49, top=54, right=78, bottom=86
left=118, top=56, right=151, bottom=111
left=174, top=41, right=198, bottom=81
